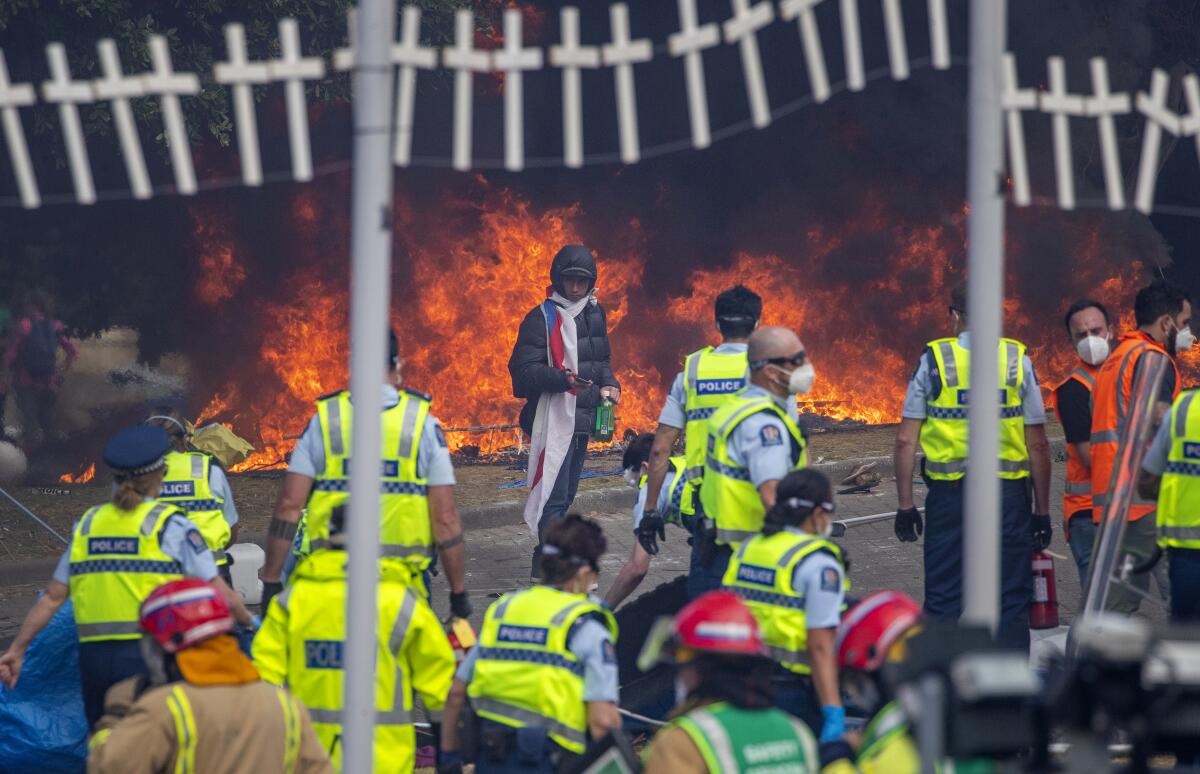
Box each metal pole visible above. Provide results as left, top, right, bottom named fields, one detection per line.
left=962, top=0, right=1007, bottom=634
left=0, top=485, right=68, bottom=545
left=342, top=0, right=396, bottom=770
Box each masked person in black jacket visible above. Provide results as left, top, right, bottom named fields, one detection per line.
left=509, top=245, right=620, bottom=580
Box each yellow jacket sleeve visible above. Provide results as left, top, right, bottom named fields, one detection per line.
left=404, top=596, right=456, bottom=714
left=252, top=595, right=291, bottom=685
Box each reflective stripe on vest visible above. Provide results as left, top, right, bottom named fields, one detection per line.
left=682, top=347, right=750, bottom=491
left=701, top=393, right=807, bottom=547
left=919, top=337, right=1029, bottom=481
left=1158, top=390, right=1200, bottom=548
left=673, top=702, right=817, bottom=773
left=167, top=685, right=198, bottom=774
left=159, top=452, right=229, bottom=563
left=1057, top=361, right=1099, bottom=521
left=276, top=689, right=302, bottom=774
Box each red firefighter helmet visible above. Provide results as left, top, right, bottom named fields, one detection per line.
left=638, top=591, right=768, bottom=670
left=139, top=578, right=234, bottom=654
left=837, top=590, right=922, bottom=671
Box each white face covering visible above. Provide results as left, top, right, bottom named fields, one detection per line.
left=783, top=363, right=816, bottom=395
left=674, top=675, right=691, bottom=705
left=1076, top=335, right=1110, bottom=366
left=1177, top=326, right=1196, bottom=353
left=623, top=467, right=641, bottom=488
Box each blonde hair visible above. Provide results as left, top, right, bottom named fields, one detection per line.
left=113, top=468, right=165, bottom=511
left=145, top=407, right=190, bottom=452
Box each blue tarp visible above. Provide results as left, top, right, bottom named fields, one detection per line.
left=0, top=600, right=87, bottom=774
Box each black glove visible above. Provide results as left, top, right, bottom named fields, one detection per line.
left=894, top=507, right=923, bottom=543
left=637, top=511, right=666, bottom=556
left=261, top=580, right=283, bottom=610
left=449, top=591, right=473, bottom=620
left=1031, top=513, right=1052, bottom=552
left=438, top=751, right=464, bottom=774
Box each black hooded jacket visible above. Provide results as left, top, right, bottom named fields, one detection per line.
left=508, top=245, right=619, bottom=435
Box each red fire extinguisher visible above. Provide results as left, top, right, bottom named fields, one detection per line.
left=1030, top=551, right=1059, bottom=629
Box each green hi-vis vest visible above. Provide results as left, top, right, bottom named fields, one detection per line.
left=1158, top=390, right=1200, bottom=549
left=722, top=528, right=847, bottom=675
left=672, top=701, right=818, bottom=773
left=701, top=391, right=808, bottom=546
left=682, top=347, right=750, bottom=515
left=468, top=585, right=618, bottom=754
left=69, top=501, right=185, bottom=642
left=639, top=456, right=690, bottom=527
left=306, top=390, right=433, bottom=569
left=159, top=451, right=229, bottom=564
left=920, top=337, right=1030, bottom=481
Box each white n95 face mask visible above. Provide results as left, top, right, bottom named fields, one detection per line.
left=1178, top=326, right=1197, bottom=353
left=1076, top=335, right=1110, bottom=366
left=788, top=363, right=816, bottom=395
left=623, top=468, right=641, bottom=488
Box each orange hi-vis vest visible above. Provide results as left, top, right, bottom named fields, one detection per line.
left=1090, top=332, right=1179, bottom=523
left=1055, top=364, right=1098, bottom=521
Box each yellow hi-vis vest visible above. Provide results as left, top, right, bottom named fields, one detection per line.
left=468, top=585, right=618, bottom=754
left=253, top=549, right=455, bottom=773
left=682, top=346, right=750, bottom=515
left=306, top=390, right=433, bottom=569
left=69, top=501, right=186, bottom=642
left=159, top=451, right=230, bottom=564
left=701, top=391, right=808, bottom=546
left=920, top=337, right=1030, bottom=481
left=721, top=528, right=847, bottom=674
left=639, top=456, right=690, bottom=526
left=1157, top=389, right=1200, bottom=549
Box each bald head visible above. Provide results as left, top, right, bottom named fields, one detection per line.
left=748, top=326, right=803, bottom=364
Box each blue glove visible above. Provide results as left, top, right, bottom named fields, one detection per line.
left=249, top=614, right=262, bottom=631
left=819, top=705, right=846, bottom=743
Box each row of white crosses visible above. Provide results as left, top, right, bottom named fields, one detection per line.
left=1003, top=54, right=1200, bottom=215
left=1, top=0, right=955, bottom=207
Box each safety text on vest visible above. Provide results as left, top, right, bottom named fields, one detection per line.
left=496, top=624, right=549, bottom=645
left=88, top=537, right=138, bottom=555
left=736, top=564, right=777, bottom=587
left=160, top=481, right=196, bottom=497
left=304, top=640, right=345, bottom=669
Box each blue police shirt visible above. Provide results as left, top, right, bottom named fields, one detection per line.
left=724, top=385, right=798, bottom=487
left=1142, top=418, right=1171, bottom=476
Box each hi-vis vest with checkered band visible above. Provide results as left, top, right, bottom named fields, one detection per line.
left=670, top=701, right=818, bottom=774
left=69, top=501, right=186, bottom=642
left=682, top=347, right=750, bottom=514
left=263, top=550, right=434, bottom=772
left=639, top=456, right=690, bottom=526
left=1054, top=366, right=1098, bottom=520
left=721, top=529, right=847, bottom=675
left=159, top=451, right=229, bottom=564
left=920, top=337, right=1030, bottom=481
left=468, top=585, right=618, bottom=755
left=701, top=392, right=808, bottom=546
left=307, top=390, right=433, bottom=568
left=1157, top=390, right=1200, bottom=550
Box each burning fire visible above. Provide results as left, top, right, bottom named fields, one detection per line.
left=60, top=463, right=96, bottom=484
left=192, top=206, right=247, bottom=306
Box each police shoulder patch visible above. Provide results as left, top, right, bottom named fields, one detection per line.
left=601, top=639, right=617, bottom=665
left=186, top=529, right=208, bottom=554
left=820, top=566, right=841, bottom=592
left=433, top=422, right=448, bottom=449
left=759, top=424, right=784, bottom=447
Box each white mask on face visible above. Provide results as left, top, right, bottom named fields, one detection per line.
left=674, top=675, right=691, bottom=705
left=1076, top=335, right=1110, bottom=366
left=1177, top=326, right=1196, bottom=353
left=788, top=363, right=816, bottom=395
left=623, top=467, right=642, bottom=488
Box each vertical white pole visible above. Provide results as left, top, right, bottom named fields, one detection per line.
left=962, top=0, right=1006, bottom=636
left=342, top=0, right=394, bottom=769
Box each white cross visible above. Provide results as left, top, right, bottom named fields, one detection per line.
left=94, top=39, right=151, bottom=199
left=144, top=35, right=200, bottom=196
left=602, top=3, right=652, bottom=164
left=927, top=0, right=950, bottom=70
left=494, top=9, right=543, bottom=172
left=779, top=0, right=830, bottom=103
left=881, top=0, right=909, bottom=80
left=668, top=0, right=720, bottom=149
left=724, top=0, right=774, bottom=128
left=269, top=19, right=325, bottom=182
left=1134, top=69, right=1184, bottom=214
left=839, top=0, right=865, bottom=91
left=333, top=8, right=358, bottom=72
left=391, top=6, right=437, bottom=167
left=1039, top=56, right=1086, bottom=210
left=1000, top=53, right=1035, bottom=207
left=1181, top=75, right=1200, bottom=179
left=0, top=49, right=39, bottom=208
left=42, top=43, right=95, bottom=204
left=1084, top=57, right=1130, bottom=210
left=549, top=6, right=601, bottom=168
left=214, top=23, right=270, bottom=187
left=443, top=9, right=491, bottom=171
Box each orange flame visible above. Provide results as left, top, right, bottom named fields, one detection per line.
left=192, top=207, right=247, bottom=306
left=60, top=463, right=96, bottom=484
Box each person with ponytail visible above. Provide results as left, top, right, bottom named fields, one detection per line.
left=721, top=469, right=849, bottom=745
left=0, top=425, right=253, bottom=728
left=145, top=407, right=240, bottom=582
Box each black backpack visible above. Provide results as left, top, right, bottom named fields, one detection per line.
left=19, top=319, right=58, bottom=377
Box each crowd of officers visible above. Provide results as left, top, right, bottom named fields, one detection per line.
left=2, top=268, right=1200, bottom=773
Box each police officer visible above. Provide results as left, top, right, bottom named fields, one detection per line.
left=0, top=425, right=253, bottom=727
left=254, top=505, right=456, bottom=772
left=693, top=326, right=812, bottom=597
left=893, top=283, right=1052, bottom=651
left=643, top=591, right=824, bottom=774
left=640, top=286, right=764, bottom=560
left=605, top=432, right=690, bottom=608
left=1053, top=300, right=1112, bottom=587
left=145, top=408, right=239, bottom=582
left=258, top=329, right=470, bottom=620
left=441, top=515, right=620, bottom=773
left=722, top=469, right=846, bottom=742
